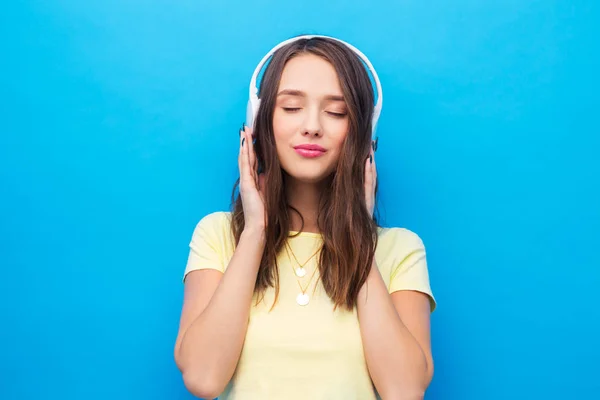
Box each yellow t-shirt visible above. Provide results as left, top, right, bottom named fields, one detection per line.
left=184, top=211, right=436, bottom=400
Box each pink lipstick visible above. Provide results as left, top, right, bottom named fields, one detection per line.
left=293, top=144, right=326, bottom=158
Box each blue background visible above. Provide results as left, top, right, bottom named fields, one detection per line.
left=1, top=1, right=598, bottom=399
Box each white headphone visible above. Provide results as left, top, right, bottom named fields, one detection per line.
left=246, top=34, right=383, bottom=140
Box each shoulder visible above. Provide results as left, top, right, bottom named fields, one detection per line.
left=195, top=211, right=232, bottom=228
left=197, top=210, right=230, bottom=225
left=376, top=226, right=426, bottom=258
left=190, top=211, right=235, bottom=252
left=376, top=226, right=435, bottom=310
left=375, top=226, right=428, bottom=276
left=192, top=211, right=233, bottom=238
left=185, top=211, right=235, bottom=277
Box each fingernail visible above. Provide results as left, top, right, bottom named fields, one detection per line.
left=252, top=138, right=256, bottom=145
left=241, top=123, right=245, bottom=131
left=369, top=155, right=373, bottom=164
left=242, top=137, right=245, bottom=146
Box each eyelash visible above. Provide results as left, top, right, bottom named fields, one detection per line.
left=282, top=107, right=347, bottom=118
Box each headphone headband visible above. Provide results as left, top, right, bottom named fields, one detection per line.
left=246, top=35, right=383, bottom=139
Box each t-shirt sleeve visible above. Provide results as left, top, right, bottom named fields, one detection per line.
left=388, top=229, right=436, bottom=312
left=183, top=212, right=229, bottom=282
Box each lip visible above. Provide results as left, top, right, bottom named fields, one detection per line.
left=293, top=144, right=327, bottom=158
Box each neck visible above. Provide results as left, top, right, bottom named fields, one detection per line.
left=285, top=175, right=326, bottom=234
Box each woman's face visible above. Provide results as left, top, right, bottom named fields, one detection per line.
left=273, top=53, right=350, bottom=184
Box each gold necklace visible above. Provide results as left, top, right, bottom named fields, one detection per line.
left=284, top=242, right=321, bottom=306
left=285, top=241, right=321, bottom=278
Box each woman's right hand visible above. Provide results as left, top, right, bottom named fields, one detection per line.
left=239, top=125, right=266, bottom=231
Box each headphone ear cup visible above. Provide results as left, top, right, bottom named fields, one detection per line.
left=246, top=98, right=261, bottom=129
left=371, top=115, right=378, bottom=139
left=371, top=105, right=382, bottom=139
left=246, top=99, right=254, bottom=129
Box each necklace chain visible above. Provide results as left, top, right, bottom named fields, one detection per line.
left=284, top=241, right=321, bottom=294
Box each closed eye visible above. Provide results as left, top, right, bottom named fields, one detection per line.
left=282, top=107, right=301, bottom=112
left=327, top=111, right=347, bottom=118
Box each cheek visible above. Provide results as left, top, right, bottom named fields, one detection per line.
left=272, top=109, right=296, bottom=140
left=272, top=113, right=288, bottom=152
left=324, top=116, right=349, bottom=138
left=272, top=109, right=285, bottom=138
left=329, top=123, right=349, bottom=153
left=272, top=111, right=292, bottom=161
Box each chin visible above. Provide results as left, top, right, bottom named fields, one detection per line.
left=295, top=175, right=328, bottom=184
left=284, top=167, right=334, bottom=184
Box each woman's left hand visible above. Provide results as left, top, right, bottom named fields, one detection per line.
left=364, top=143, right=377, bottom=217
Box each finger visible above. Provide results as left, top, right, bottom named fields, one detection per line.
left=247, top=126, right=258, bottom=183
left=258, top=173, right=266, bottom=196
left=371, top=149, right=377, bottom=197
left=365, top=156, right=373, bottom=212
left=238, top=127, right=244, bottom=182
left=239, top=128, right=248, bottom=191
left=242, top=129, right=256, bottom=190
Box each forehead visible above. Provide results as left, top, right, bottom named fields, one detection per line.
left=278, top=53, right=343, bottom=95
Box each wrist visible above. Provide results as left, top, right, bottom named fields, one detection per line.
left=241, top=225, right=266, bottom=242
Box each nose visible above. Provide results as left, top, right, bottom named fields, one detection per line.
left=301, top=108, right=321, bottom=137
left=302, top=128, right=321, bottom=137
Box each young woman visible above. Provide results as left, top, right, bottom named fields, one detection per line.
left=174, top=35, right=436, bottom=400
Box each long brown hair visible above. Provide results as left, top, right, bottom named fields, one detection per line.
left=230, top=36, right=379, bottom=311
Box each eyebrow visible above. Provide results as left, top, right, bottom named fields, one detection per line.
left=277, top=89, right=345, bottom=102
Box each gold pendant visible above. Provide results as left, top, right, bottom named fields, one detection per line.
left=295, top=267, right=306, bottom=277
left=296, top=293, right=309, bottom=306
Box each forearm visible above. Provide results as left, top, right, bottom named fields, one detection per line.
left=178, top=227, right=265, bottom=394
left=357, top=262, right=429, bottom=399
